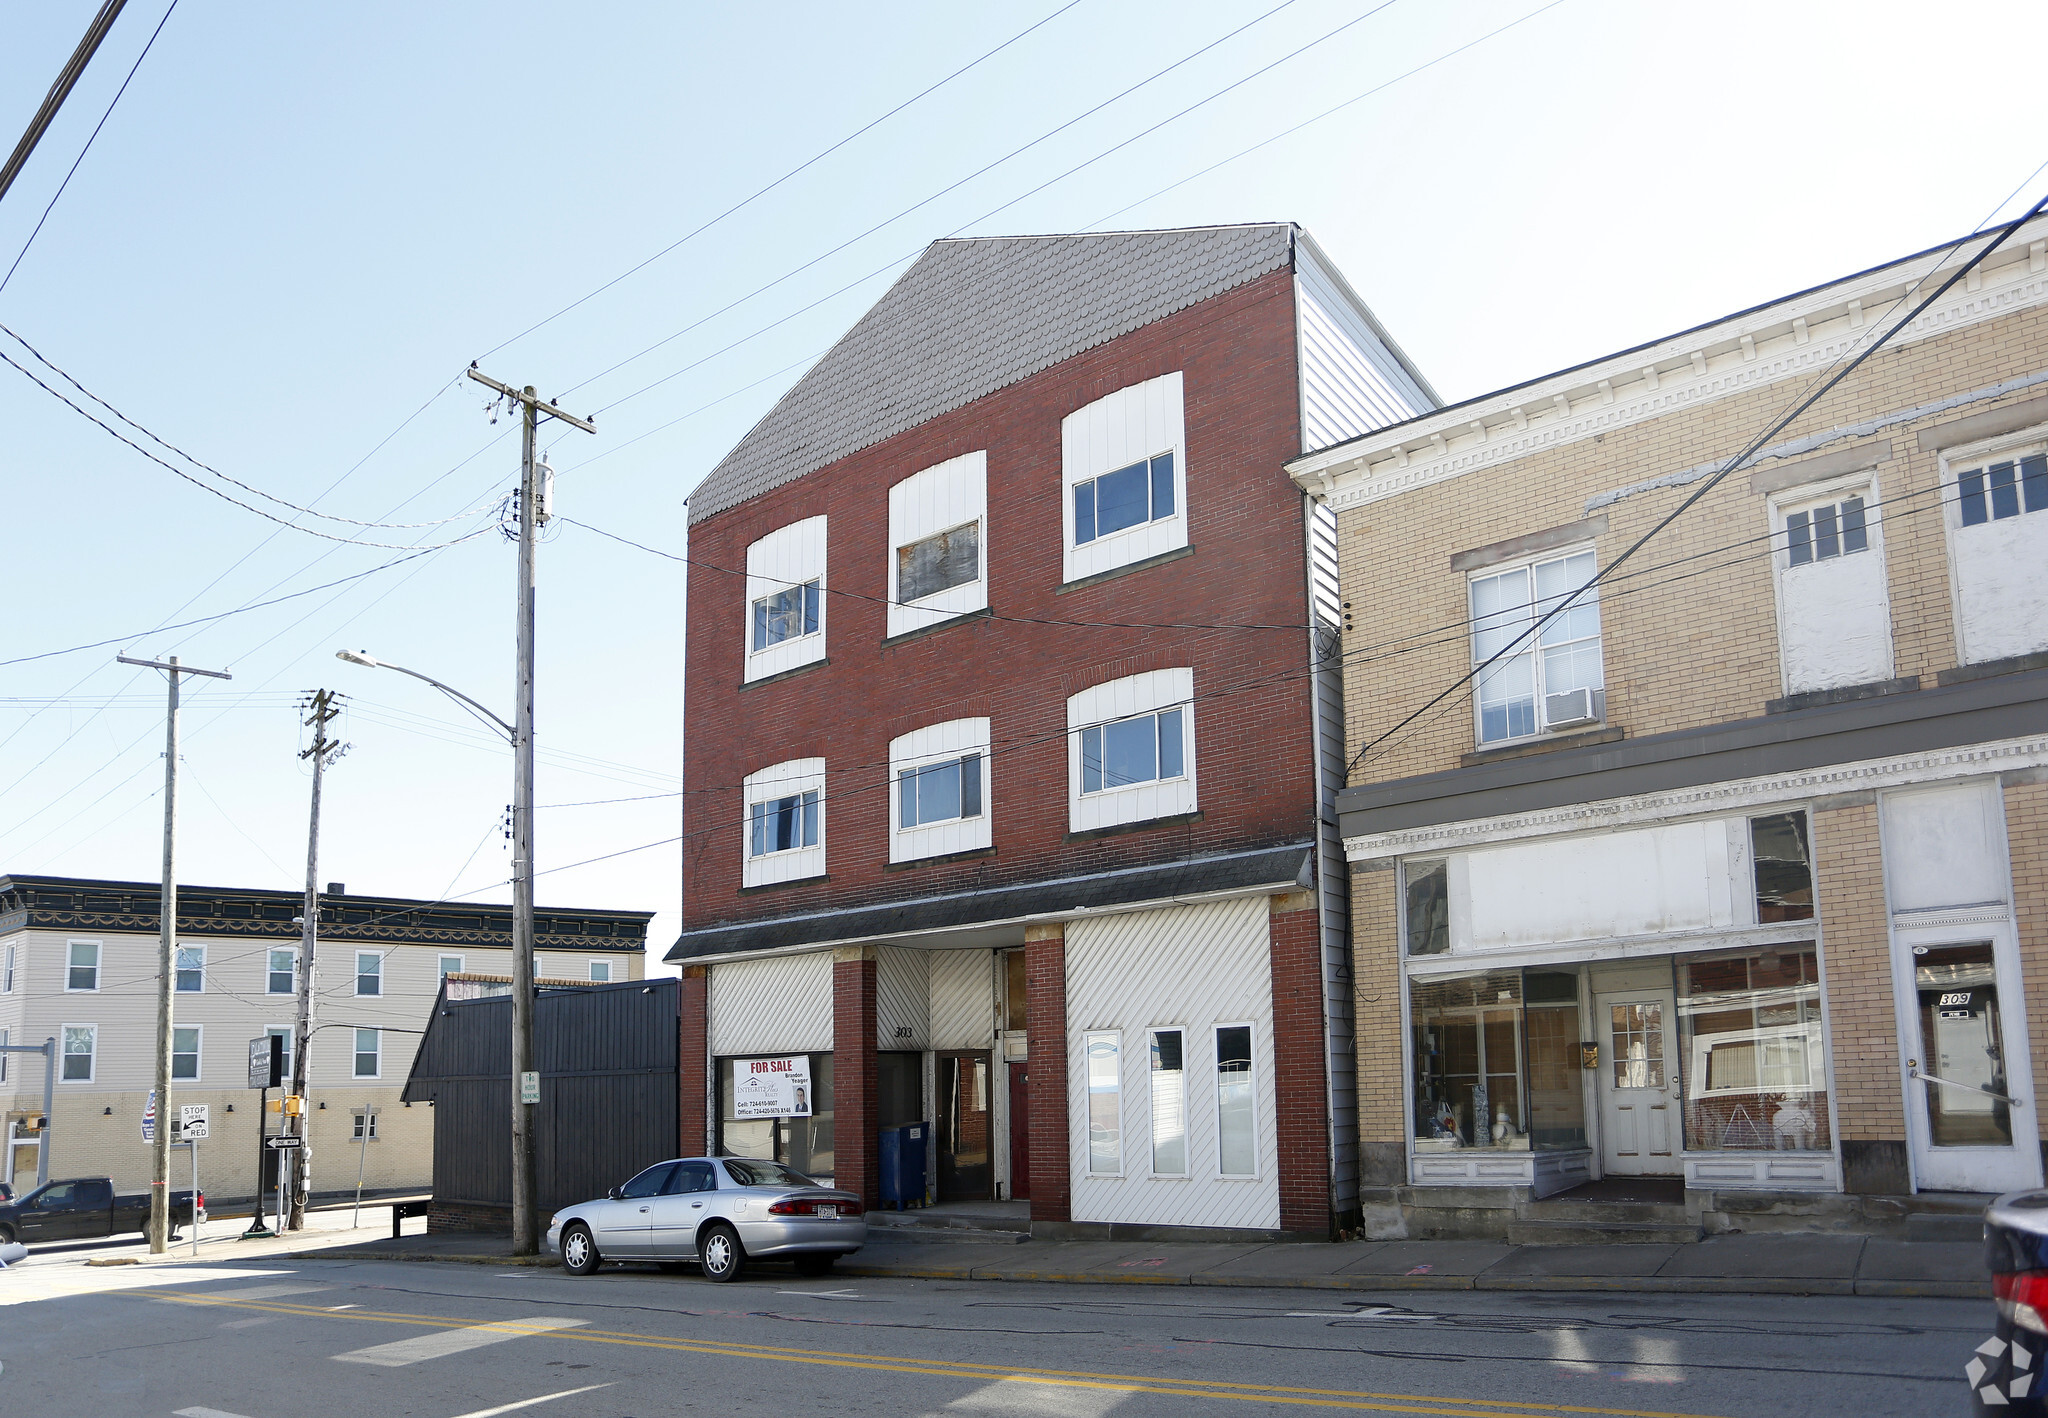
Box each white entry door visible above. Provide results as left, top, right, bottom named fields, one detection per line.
left=1903, top=939, right=2043, bottom=1194
left=1598, top=991, right=1681, bottom=1176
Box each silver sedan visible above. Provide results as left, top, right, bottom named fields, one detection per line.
left=546, top=1156, right=865, bottom=1282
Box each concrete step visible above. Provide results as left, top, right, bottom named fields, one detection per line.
left=1506, top=1218, right=1703, bottom=1246
left=865, top=1223, right=1028, bottom=1245
left=1901, top=1191, right=1996, bottom=1217
left=1905, top=1213, right=1986, bottom=1243
left=1517, top=1200, right=1695, bottom=1227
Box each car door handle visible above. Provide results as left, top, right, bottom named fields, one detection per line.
left=638, top=1205, right=650, bottom=1213
left=691, top=1202, right=703, bottom=1208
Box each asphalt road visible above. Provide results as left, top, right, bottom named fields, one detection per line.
left=0, top=1253, right=1989, bottom=1417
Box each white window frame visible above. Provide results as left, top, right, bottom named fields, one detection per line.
left=1213, top=1020, right=1259, bottom=1180
left=1768, top=470, right=1894, bottom=696
left=172, top=1024, right=202, bottom=1082
left=1939, top=427, right=2048, bottom=667
left=741, top=757, right=826, bottom=888
left=439, top=954, right=465, bottom=978
left=353, top=1028, right=382, bottom=1080
left=888, top=451, right=988, bottom=638
left=355, top=950, right=384, bottom=997
left=1062, top=372, right=1188, bottom=584
left=1065, top=669, right=1197, bottom=835
left=66, top=939, right=101, bottom=993
left=1468, top=543, right=1606, bottom=748
left=1, top=1028, right=9, bottom=1083
left=1147, top=1025, right=1190, bottom=1179
left=1083, top=1030, right=1123, bottom=1177
left=61, top=1024, right=97, bottom=1083
left=267, top=1026, right=294, bottom=1081
left=743, top=516, right=828, bottom=684
left=267, top=947, right=298, bottom=996
left=888, top=717, right=992, bottom=864
left=175, top=942, right=206, bottom=994
left=3, top=941, right=15, bottom=993
left=352, top=1109, right=379, bottom=1142
left=588, top=959, right=612, bottom=983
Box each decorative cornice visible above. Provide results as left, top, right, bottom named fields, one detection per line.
left=1892, top=904, right=2009, bottom=932
left=1343, top=733, right=2048, bottom=861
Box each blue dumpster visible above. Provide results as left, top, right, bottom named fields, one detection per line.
left=879, top=1122, right=929, bottom=1210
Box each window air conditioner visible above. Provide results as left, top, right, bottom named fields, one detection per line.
left=1544, top=687, right=1597, bottom=728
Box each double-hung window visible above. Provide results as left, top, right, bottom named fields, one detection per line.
left=744, top=517, right=828, bottom=683
left=354, top=1028, right=381, bottom=1079
left=172, top=1026, right=201, bottom=1081
left=889, top=718, right=992, bottom=863
left=1945, top=437, right=2048, bottom=666
left=0, top=1029, right=8, bottom=1083
left=1066, top=669, right=1197, bottom=834
left=888, top=451, right=987, bottom=637
left=268, top=1026, right=293, bottom=1080
left=1470, top=548, right=1604, bottom=745
left=1063, top=372, right=1188, bottom=583
left=1959, top=451, right=2048, bottom=526
left=1772, top=476, right=1892, bottom=694
left=353, top=1110, right=378, bottom=1142
left=62, top=1025, right=96, bottom=1082
left=268, top=949, right=297, bottom=995
left=175, top=944, right=205, bottom=993
left=742, top=758, right=826, bottom=888
left=67, top=940, right=100, bottom=992
left=356, top=951, right=383, bottom=997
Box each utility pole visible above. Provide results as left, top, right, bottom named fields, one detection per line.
left=464, top=363, right=595, bottom=1254
left=117, top=653, right=230, bottom=1253
left=288, top=689, right=345, bottom=1229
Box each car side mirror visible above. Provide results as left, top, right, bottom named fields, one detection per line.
left=607, top=1186, right=622, bottom=1201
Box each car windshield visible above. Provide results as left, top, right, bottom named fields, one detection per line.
left=721, top=1159, right=814, bottom=1188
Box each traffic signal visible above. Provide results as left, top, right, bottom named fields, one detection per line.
left=19, top=1114, right=45, bottom=1133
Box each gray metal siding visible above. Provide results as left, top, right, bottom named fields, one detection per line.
left=1306, top=499, right=1358, bottom=1215
left=1294, top=238, right=1437, bottom=450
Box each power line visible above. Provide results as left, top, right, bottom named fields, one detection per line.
left=0, top=0, right=128, bottom=206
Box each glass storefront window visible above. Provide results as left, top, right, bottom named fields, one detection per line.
left=1914, top=942, right=2012, bottom=1148
left=1411, top=971, right=1527, bottom=1150
left=1523, top=969, right=1586, bottom=1150
left=1751, top=813, right=1815, bottom=922
left=1405, top=861, right=1449, bottom=955
left=717, top=1054, right=835, bottom=1179
left=1676, top=945, right=1829, bottom=1152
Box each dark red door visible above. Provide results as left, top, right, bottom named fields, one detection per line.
left=1008, top=1061, right=1030, bottom=1201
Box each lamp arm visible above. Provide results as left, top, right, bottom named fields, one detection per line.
left=373, top=662, right=514, bottom=741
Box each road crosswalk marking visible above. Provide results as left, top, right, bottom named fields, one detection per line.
left=174, top=1408, right=255, bottom=1418
left=333, top=1316, right=586, bottom=1368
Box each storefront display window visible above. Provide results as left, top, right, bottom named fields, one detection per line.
left=717, top=1053, right=836, bottom=1179
left=1411, top=971, right=1527, bottom=1150
left=1405, top=861, right=1449, bottom=955
left=1751, top=813, right=1814, bottom=922
left=1675, top=945, right=1829, bottom=1152
left=1523, top=969, right=1586, bottom=1150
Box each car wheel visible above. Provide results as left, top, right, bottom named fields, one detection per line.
left=560, top=1223, right=600, bottom=1276
left=0, top=1225, right=13, bottom=1246
left=698, top=1222, right=745, bottom=1283
left=792, top=1253, right=836, bottom=1277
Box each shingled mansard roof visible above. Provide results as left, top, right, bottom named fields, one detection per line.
left=686, top=224, right=1298, bottom=525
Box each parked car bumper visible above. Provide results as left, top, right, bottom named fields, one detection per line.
left=733, top=1215, right=866, bottom=1257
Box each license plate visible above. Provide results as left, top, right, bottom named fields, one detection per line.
left=813, top=1204, right=838, bottom=1219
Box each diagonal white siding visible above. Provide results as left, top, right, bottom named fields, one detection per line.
left=929, top=949, right=995, bottom=1050
left=875, top=946, right=930, bottom=1050
left=1066, top=897, right=1278, bottom=1230
left=709, top=953, right=833, bottom=1055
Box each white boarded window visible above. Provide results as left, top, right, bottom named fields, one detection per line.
left=1149, top=1028, right=1187, bottom=1176
left=1771, top=475, right=1892, bottom=694
left=888, top=718, right=991, bottom=864
left=1085, top=1031, right=1122, bottom=1175
left=888, top=451, right=987, bottom=638
left=1471, top=547, right=1605, bottom=745
left=1215, top=1024, right=1256, bottom=1177
left=743, top=516, right=828, bottom=683
left=1944, top=435, right=2048, bottom=666
left=1062, top=372, right=1187, bottom=584
left=1066, top=669, right=1196, bottom=834
left=742, top=758, right=826, bottom=888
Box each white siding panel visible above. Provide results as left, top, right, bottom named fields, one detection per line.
left=1952, top=508, right=2048, bottom=664
left=886, top=452, right=988, bottom=639
left=1061, top=372, right=1188, bottom=584
left=709, top=953, right=833, bottom=1055
left=875, top=946, right=930, bottom=1050
left=929, top=950, right=995, bottom=1050
left=1881, top=780, right=2010, bottom=912
left=1294, top=242, right=1435, bottom=451
left=1066, top=897, right=1278, bottom=1230
left=1460, top=821, right=1740, bottom=952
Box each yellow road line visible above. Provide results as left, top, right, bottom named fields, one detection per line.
left=138, top=1289, right=1735, bottom=1418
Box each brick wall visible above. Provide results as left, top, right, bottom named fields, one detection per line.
left=678, top=966, right=708, bottom=1157
left=1348, top=863, right=1405, bottom=1186
left=680, top=269, right=1314, bottom=934
left=1024, top=923, right=1070, bottom=1222
left=1268, top=892, right=1331, bottom=1234
left=831, top=952, right=878, bottom=1207
left=1812, top=800, right=1908, bottom=1192
left=2006, top=773, right=2048, bottom=1147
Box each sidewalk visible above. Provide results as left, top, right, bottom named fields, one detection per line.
left=296, top=1227, right=1988, bottom=1299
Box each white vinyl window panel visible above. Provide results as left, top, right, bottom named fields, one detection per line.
left=887, top=451, right=988, bottom=638
left=742, top=758, right=826, bottom=888
left=1942, top=435, right=2048, bottom=665
left=1771, top=475, right=1892, bottom=694
left=743, top=516, right=828, bottom=683
left=889, top=718, right=991, bottom=863
left=1062, top=372, right=1188, bottom=584
left=1066, top=669, right=1196, bottom=834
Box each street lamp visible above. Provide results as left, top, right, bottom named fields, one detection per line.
left=336, top=647, right=538, bottom=1253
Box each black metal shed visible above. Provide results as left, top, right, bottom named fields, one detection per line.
left=402, top=977, right=679, bottom=1231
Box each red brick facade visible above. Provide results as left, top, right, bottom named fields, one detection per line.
left=678, top=966, right=708, bottom=1157
left=1024, top=925, right=1070, bottom=1222
left=831, top=955, right=879, bottom=1208
left=1267, top=896, right=1332, bottom=1233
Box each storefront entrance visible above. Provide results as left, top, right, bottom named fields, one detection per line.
left=1596, top=988, right=1680, bottom=1176
left=1904, top=940, right=2042, bottom=1193
left=937, top=1051, right=991, bottom=1201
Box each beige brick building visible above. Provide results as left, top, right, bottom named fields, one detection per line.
left=1288, top=218, right=2048, bottom=1236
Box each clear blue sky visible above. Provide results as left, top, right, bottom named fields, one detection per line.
left=4, top=0, right=2044, bottom=971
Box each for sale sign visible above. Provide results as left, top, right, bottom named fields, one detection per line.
left=731, top=1055, right=813, bottom=1119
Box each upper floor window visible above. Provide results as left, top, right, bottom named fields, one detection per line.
left=1471, top=548, right=1604, bottom=745
left=67, top=940, right=100, bottom=992
left=1066, top=669, right=1197, bottom=834
left=356, top=951, right=383, bottom=997
left=889, top=452, right=987, bottom=638
left=439, top=954, right=464, bottom=978
left=354, top=1028, right=382, bottom=1079
left=889, top=718, right=992, bottom=864
left=3, top=941, right=15, bottom=993
left=175, top=944, right=205, bottom=993
left=743, top=516, right=827, bottom=684
left=1063, top=372, right=1187, bottom=584
left=1944, top=435, right=2048, bottom=667
left=172, top=1026, right=201, bottom=1081
left=1786, top=494, right=1869, bottom=564
left=742, top=758, right=826, bottom=888
left=268, top=948, right=297, bottom=995
left=589, top=959, right=613, bottom=983
left=61, top=1024, right=96, bottom=1082
left=1772, top=475, right=1891, bottom=695
left=1959, top=452, right=2048, bottom=525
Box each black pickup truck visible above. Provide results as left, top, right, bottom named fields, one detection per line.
left=0, top=1177, right=203, bottom=1245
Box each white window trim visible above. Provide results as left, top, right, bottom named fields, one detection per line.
left=175, top=942, right=206, bottom=994
left=267, top=947, right=298, bottom=996
left=267, top=1025, right=294, bottom=1079
left=0, top=1028, right=9, bottom=1083
left=172, top=1023, right=203, bottom=1083
left=588, top=958, right=613, bottom=982
left=439, top=954, right=465, bottom=978
left=65, top=938, right=102, bottom=993
left=3, top=940, right=15, bottom=993
left=1937, top=424, right=2048, bottom=668
left=887, top=451, right=988, bottom=639
left=1467, top=541, right=1606, bottom=748
left=1146, top=1025, right=1191, bottom=1179
left=1767, top=470, right=1894, bottom=697
left=1062, top=371, right=1188, bottom=584
left=61, top=1023, right=97, bottom=1083
left=1083, top=1029, right=1124, bottom=1178
left=353, top=1028, right=382, bottom=1080
left=741, top=757, right=826, bottom=888
left=352, top=1109, right=380, bottom=1142
left=743, top=516, right=828, bottom=684
left=1213, top=1019, right=1260, bottom=1181
left=355, top=950, right=385, bottom=997
left=1065, top=669, right=1197, bottom=835
left=888, top=718, right=993, bottom=864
